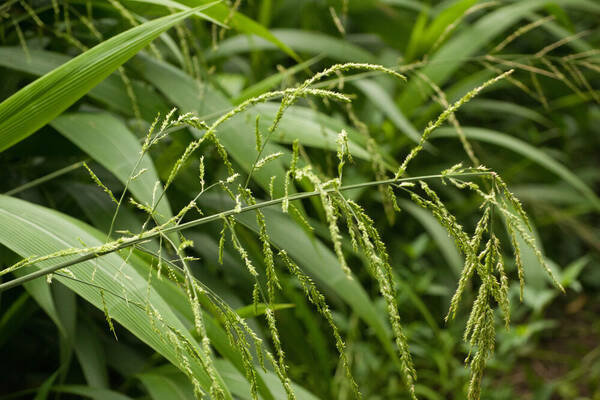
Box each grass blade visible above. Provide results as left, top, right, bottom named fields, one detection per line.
left=0, top=7, right=208, bottom=152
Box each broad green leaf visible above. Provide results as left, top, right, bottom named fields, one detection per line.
left=214, top=74, right=247, bottom=97
left=1, top=239, right=67, bottom=339
left=0, top=47, right=167, bottom=121
left=130, top=54, right=207, bottom=113
left=0, top=6, right=209, bottom=152
left=0, top=195, right=232, bottom=399
left=103, top=337, right=148, bottom=377
left=432, top=127, right=600, bottom=211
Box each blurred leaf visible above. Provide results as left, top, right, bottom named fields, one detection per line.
left=352, top=79, right=421, bottom=143
left=560, top=256, right=589, bottom=288
left=74, top=320, right=109, bottom=388
left=207, top=29, right=376, bottom=62
left=138, top=365, right=195, bottom=400
left=235, top=302, right=295, bottom=318
left=233, top=56, right=323, bottom=104
left=463, top=99, right=552, bottom=126
left=214, top=359, right=320, bottom=400
left=432, top=126, right=600, bottom=211
left=51, top=385, right=135, bottom=400
left=15, top=267, right=66, bottom=336
left=33, top=371, right=60, bottom=400
left=0, top=293, right=36, bottom=349
left=130, top=0, right=300, bottom=60
left=399, top=200, right=462, bottom=275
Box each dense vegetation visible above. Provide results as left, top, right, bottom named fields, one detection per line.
left=0, top=1, right=599, bottom=399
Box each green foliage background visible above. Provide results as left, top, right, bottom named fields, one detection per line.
left=0, top=1, right=599, bottom=399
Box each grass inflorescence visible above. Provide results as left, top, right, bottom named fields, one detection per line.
left=0, top=60, right=565, bottom=400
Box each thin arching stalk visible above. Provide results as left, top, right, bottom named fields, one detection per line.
left=0, top=171, right=492, bottom=292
